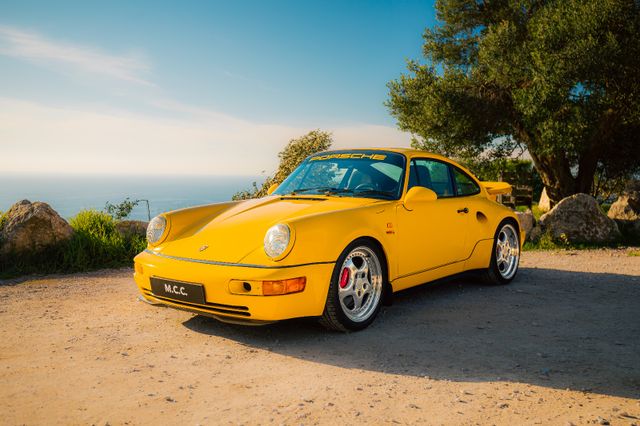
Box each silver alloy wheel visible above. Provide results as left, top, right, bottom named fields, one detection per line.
left=496, top=223, right=520, bottom=279
left=337, top=246, right=383, bottom=323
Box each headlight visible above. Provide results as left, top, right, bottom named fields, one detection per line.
left=146, top=215, right=167, bottom=245
left=264, top=223, right=291, bottom=259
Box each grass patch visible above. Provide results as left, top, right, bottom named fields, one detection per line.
left=522, top=229, right=636, bottom=251
left=629, top=250, right=640, bottom=257
left=523, top=231, right=571, bottom=251
left=0, top=209, right=146, bottom=279
left=0, top=210, right=8, bottom=240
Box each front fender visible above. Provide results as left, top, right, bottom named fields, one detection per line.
left=238, top=201, right=397, bottom=269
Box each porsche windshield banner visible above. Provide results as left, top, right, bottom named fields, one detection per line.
left=309, top=153, right=387, bottom=161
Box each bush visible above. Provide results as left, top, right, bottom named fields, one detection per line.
left=104, top=197, right=140, bottom=221
left=0, top=209, right=146, bottom=279
left=523, top=231, right=571, bottom=251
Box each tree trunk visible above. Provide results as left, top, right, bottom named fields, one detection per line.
left=512, top=121, right=595, bottom=206
left=576, top=150, right=598, bottom=195
left=528, top=150, right=576, bottom=206
left=513, top=122, right=573, bottom=206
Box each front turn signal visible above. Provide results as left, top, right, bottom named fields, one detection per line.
left=262, top=277, right=306, bottom=296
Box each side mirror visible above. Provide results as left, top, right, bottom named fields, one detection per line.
left=403, top=186, right=437, bottom=211
left=267, top=183, right=279, bottom=195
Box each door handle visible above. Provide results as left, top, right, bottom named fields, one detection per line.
left=457, top=207, right=469, bottom=214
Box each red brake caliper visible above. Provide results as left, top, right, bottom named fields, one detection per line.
left=339, top=267, right=350, bottom=288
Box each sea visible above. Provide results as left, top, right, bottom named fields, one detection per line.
left=0, top=174, right=263, bottom=221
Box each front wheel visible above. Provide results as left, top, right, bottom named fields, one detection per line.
left=320, top=240, right=385, bottom=331
left=483, top=221, right=521, bottom=285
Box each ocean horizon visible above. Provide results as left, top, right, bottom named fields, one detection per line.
left=0, top=173, right=263, bottom=221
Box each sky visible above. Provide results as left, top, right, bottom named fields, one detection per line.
left=0, top=0, right=437, bottom=176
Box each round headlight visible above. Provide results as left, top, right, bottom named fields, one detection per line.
left=146, top=215, right=167, bottom=245
left=264, top=223, right=291, bottom=259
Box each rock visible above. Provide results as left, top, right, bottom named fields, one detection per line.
left=537, top=193, right=621, bottom=244
left=607, top=181, right=640, bottom=240
left=0, top=200, right=74, bottom=255
left=528, top=225, right=543, bottom=242
left=515, top=209, right=535, bottom=240
left=538, top=187, right=552, bottom=212
left=115, top=220, right=148, bottom=238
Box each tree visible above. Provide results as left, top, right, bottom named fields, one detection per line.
left=387, top=0, right=640, bottom=204
left=232, top=130, right=333, bottom=200
left=104, top=198, right=140, bottom=221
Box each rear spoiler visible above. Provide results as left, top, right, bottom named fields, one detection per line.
left=481, top=181, right=512, bottom=197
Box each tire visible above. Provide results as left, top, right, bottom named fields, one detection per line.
left=319, top=239, right=386, bottom=332
left=483, top=220, right=521, bottom=285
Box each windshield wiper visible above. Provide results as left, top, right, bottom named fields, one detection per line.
left=324, top=188, right=354, bottom=196
left=353, top=189, right=395, bottom=199
left=289, top=187, right=352, bottom=196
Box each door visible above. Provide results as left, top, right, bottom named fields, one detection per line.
left=396, top=158, right=471, bottom=277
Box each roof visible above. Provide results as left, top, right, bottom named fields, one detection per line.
left=317, top=147, right=453, bottom=162
left=312, top=147, right=476, bottom=178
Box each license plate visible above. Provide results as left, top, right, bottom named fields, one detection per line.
left=150, top=277, right=206, bottom=305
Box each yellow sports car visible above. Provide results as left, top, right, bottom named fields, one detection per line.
left=134, top=148, right=523, bottom=331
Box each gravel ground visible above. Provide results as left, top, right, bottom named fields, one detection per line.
left=1, top=249, right=639, bottom=425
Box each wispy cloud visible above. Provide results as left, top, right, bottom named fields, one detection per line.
left=0, top=98, right=410, bottom=175
left=0, top=27, right=411, bottom=175
left=0, top=25, right=152, bottom=86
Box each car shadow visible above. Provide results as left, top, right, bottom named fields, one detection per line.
left=182, top=267, right=640, bottom=399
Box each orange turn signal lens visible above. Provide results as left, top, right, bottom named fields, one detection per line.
left=262, top=277, right=306, bottom=296
left=135, top=263, right=144, bottom=275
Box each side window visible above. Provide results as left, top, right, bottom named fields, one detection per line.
left=453, top=167, right=480, bottom=196
left=408, top=159, right=455, bottom=197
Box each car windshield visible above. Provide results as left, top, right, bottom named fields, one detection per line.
left=273, top=151, right=406, bottom=200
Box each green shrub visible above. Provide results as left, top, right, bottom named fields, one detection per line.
left=523, top=231, right=570, bottom=251
left=104, top=197, right=140, bottom=220
left=70, top=209, right=117, bottom=237
left=523, top=229, right=628, bottom=251
left=0, top=210, right=7, bottom=246
left=0, top=209, right=146, bottom=279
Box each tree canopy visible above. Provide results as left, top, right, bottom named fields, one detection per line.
left=232, top=130, right=333, bottom=200
left=387, top=0, right=640, bottom=203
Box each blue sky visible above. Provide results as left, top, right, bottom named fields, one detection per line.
left=0, top=0, right=436, bottom=175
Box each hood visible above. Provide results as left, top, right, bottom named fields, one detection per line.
left=159, top=195, right=383, bottom=263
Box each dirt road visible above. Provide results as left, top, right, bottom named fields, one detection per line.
left=1, top=249, right=639, bottom=425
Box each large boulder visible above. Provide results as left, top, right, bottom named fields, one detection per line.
left=537, top=193, right=621, bottom=244
left=0, top=200, right=74, bottom=255
left=607, top=181, right=640, bottom=240
left=515, top=209, right=535, bottom=240
left=115, top=220, right=148, bottom=238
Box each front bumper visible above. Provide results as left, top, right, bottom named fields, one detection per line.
left=133, top=250, right=335, bottom=322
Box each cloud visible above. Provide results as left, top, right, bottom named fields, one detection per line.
left=0, top=25, right=152, bottom=85
left=0, top=27, right=410, bottom=174
left=0, top=98, right=410, bottom=175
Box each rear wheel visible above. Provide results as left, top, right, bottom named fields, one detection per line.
left=484, top=221, right=520, bottom=285
left=320, top=240, right=385, bottom=331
